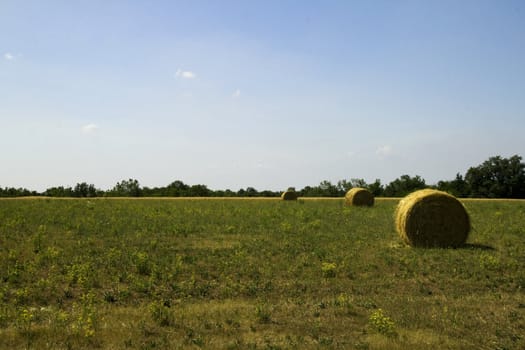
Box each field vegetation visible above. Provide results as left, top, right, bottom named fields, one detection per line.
left=0, top=197, right=524, bottom=349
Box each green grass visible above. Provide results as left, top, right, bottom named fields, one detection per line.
left=0, top=197, right=524, bottom=349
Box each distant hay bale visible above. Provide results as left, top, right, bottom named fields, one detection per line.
left=395, top=189, right=470, bottom=248
left=281, top=191, right=298, bottom=201
left=345, top=188, right=374, bottom=206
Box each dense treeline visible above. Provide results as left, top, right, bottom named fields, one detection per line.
left=2, top=155, right=524, bottom=199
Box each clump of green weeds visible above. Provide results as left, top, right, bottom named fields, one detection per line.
left=322, top=262, right=337, bottom=278
left=67, top=262, right=93, bottom=288
left=479, top=253, right=501, bottom=270
left=255, top=303, right=272, bottom=324
left=334, top=293, right=351, bottom=306
left=134, top=251, right=152, bottom=276
left=368, top=308, right=397, bottom=338
left=72, top=292, right=98, bottom=338
left=149, top=300, right=176, bottom=327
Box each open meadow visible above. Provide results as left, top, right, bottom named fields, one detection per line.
left=0, top=197, right=524, bottom=349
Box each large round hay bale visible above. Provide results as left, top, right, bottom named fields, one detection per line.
left=345, top=188, right=374, bottom=206
left=281, top=191, right=298, bottom=201
left=395, top=189, right=470, bottom=248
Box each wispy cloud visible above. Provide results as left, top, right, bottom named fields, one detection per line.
left=232, top=89, right=241, bottom=98
left=175, top=69, right=196, bottom=79
left=4, top=52, right=15, bottom=61
left=376, top=145, right=393, bottom=158
left=82, top=124, right=100, bottom=134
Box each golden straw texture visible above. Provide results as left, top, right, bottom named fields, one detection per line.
left=345, top=188, right=374, bottom=206
left=281, top=191, right=298, bottom=201
left=395, top=189, right=470, bottom=247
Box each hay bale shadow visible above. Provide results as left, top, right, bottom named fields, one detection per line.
left=462, top=243, right=496, bottom=251
left=408, top=243, right=496, bottom=250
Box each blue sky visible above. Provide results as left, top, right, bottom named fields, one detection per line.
left=1, top=1, right=524, bottom=192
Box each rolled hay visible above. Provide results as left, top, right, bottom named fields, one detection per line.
left=345, top=187, right=374, bottom=206
left=395, top=189, right=470, bottom=248
left=281, top=191, right=298, bottom=201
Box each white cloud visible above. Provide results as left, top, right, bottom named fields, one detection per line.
left=175, top=69, right=196, bottom=79
left=232, top=89, right=241, bottom=98
left=4, top=52, right=15, bottom=61
left=376, top=145, right=393, bottom=158
left=82, top=124, right=100, bottom=134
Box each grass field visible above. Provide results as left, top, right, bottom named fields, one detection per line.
left=0, top=197, right=524, bottom=349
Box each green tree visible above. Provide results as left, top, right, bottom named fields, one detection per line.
left=259, top=190, right=279, bottom=197
left=319, top=180, right=339, bottom=197
left=465, top=155, right=525, bottom=198
left=244, top=187, right=258, bottom=197
left=336, top=179, right=368, bottom=196
left=215, top=189, right=236, bottom=197
left=0, top=187, right=36, bottom=197
left=351, top=178, right=367, bottom=188
left=164, top=180, right=189, bottom=196
left=73, top=183, right=98, bottom=197
left=44, top=186, right=74, bottom=197
left=336, top=180, right=353, bottom=194
left=367, top=179, right=384, bottom=197
left=384, top=175, right=427, bottom=197
left=299, top=186, right=316, bottom=197
left=110, top=179, right=142, bottom=197
left=437, top=173, right=470, bottom=197
left=188, top=184, right=211, bottom=197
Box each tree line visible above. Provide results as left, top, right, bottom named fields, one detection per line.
left=1, top=155, right=524, bottom=199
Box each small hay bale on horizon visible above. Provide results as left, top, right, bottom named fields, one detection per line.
left=281, top=191, right=298, bottom=201
left=345, top=187, right=374, bottom=206
left=395, top=189, right=470, bottom=248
